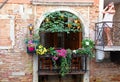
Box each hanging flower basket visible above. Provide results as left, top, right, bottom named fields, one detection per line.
left=27, top=46, right=36, bottom=53
left=27, top=40, right=35, bottom=54
left=25, top=31, right=40, bottom=54
left=26, top=39, right=39, bottom=54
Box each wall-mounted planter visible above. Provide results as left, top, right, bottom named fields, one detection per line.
left=25, top=39, right=39, bottom=54
left=27, top=46, right=36, bottom=54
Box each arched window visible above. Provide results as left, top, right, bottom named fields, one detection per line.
left=39, top=11, right=83, bottom=50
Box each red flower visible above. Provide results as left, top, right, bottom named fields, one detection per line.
left=28, top=47, right=35, bottom=52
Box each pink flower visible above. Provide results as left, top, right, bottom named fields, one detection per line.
left=56, top=49, right=67, bottom=58
left=53, top=56, right=58, bottom=60
left=28, top=47, right=35, bottom=52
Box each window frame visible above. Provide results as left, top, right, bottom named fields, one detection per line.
left=0, top=15, right=15, bottom=49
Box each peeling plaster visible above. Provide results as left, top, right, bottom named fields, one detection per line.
left=13, top=5, right=33, bottom=19
left=0, top=15, right=15, bottom=49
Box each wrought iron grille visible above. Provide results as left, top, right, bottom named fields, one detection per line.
left=95, top=21, right=120, bottom=47
left=38, top=55, right=87, bottom=76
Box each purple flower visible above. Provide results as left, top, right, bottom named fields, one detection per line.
left=53, top=56, right=58, bottom=60
left=28, top=40, right=33, bottom=44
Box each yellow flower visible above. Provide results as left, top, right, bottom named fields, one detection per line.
left=36, top=45, right=47, bottom=55
left=39, top=45, right=43, bottom=48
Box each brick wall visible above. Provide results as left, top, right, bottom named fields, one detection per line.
left=2, top=0, right=120, bottom=82
left=0, top=2, right=98, bottom=81
left=0, top=2, right=34, bottom=82
left=0, top=19, right=11, bottom=46
left=0, top=53, right=33, bottom=82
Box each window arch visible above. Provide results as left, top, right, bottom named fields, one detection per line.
left=37, top=7, right=87, bottom=35
left=39, top=11, right=82, bottom=33
left=36, top=8, right=87, bottom=49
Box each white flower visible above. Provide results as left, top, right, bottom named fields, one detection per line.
left=85, top=41, right=89, bottom=45
left=73, top=50, right=76, bottom=54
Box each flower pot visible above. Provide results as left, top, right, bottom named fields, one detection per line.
left=27, top=46, right=36, bottom=54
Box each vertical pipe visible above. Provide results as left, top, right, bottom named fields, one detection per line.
left=95, top=0, right=105, bottom=62
left=33, top=4, right=38, bottom=82
left=98, top=0, right=104, bottom=22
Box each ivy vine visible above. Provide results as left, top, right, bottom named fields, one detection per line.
left=39, top=11, right=82, bottom=33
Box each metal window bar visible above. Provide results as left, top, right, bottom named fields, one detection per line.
left=95, top=21, right=120, bottom=48
left=38, top=55, right=87, bottom=75
left=95, top=21, right=112, bottom=48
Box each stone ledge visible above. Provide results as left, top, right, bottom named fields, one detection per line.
left=11, top=72, right=25, bottom=76
left=32, top=2, right=93, bottom=6
left=95, top=46, right=120, bottom=51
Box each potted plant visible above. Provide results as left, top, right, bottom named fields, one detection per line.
left=76, top=38, right=95, bottom=58
left=27, top=39, right=36, bottom=53
left=25, top=33, right=39, bottom=54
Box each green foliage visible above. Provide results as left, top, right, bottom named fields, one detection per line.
left=25, top=33, right=40, bottom=44
left=59, top=49, right=72, bottom=77
left=66, top=49, right=72, bottom=65
left=48, top=47, right=57, bottom=56
left=33, top=39, right=94, bottom=76
left=59, top=57, right=70, bottom=76
left=39, top=11, right=82, bottom=33
left=76, top=39, right=95, bottom=58
left=48, top=47, right=58, bottom=68
left=82, top=39, right=94, bottom=49
left=76, top=48, right=94, bottom=58
left=48, top=48, right=72, bottom=76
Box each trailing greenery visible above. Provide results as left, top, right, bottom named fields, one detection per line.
left=48, top=48, right=72, bottom=76
left=39, top=11, right=82, bottom=33
left=59, top=57, right=70, bottom=76
left=59, top=49, right=72, bottom=76
left=49, top=47, right=58, bottom=68
left=36, top=39, right=94, bottom=76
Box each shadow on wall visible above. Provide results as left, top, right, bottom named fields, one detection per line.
left=110, top=51, right=120, bottom=65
